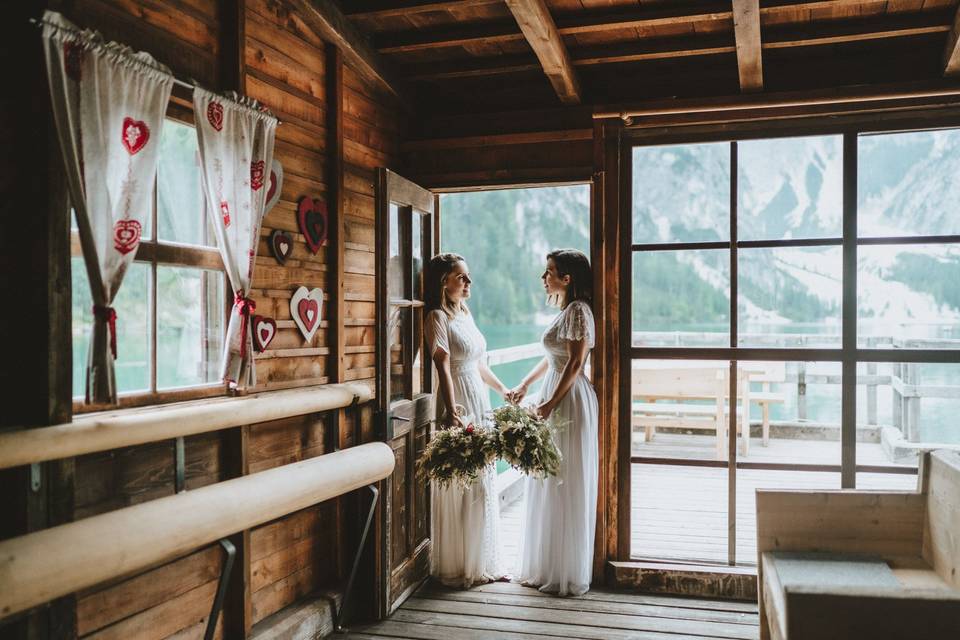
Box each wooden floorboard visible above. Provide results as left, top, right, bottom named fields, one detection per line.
left=349, top=580, right=759, bottom=640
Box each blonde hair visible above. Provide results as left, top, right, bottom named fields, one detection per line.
left=425, top=253, right=470, bottom=319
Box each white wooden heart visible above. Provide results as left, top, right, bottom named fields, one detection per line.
left=290, top=285, right=323, bottom=343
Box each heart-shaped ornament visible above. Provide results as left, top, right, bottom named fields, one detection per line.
left=269, top=229, right=293, bottom=265
left=252, top=315, right=276, bottom=352
left=207, top=101, right=224, bottom=132
left=121, top=117, right=150, bottom=155
left=264, top=159, right=283, bottom=214
left=290, top=286, right=323, bottom=343
left=250, top=160, right=265, bottom=191
left=297, top=196, right=328, bottom=255
left=113, top=219, right=142, bottom=255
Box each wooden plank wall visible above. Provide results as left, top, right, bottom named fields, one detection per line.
left=401, top=106, right=594, bottom=189
left=9, top=1, right=403, bottom=638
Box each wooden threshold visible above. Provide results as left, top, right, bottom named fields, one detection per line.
left=608, top=560, right=758, bottom=601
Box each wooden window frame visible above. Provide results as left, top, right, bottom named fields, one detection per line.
left=72, top=103, right=229, bottom=414
left=622, top=116, right=960, bottom=567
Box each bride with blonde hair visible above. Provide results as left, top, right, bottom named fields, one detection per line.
left=424, top=252, right=510, bottom=587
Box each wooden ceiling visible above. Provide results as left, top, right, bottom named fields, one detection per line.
left=335, top=0, right=960, bottom=115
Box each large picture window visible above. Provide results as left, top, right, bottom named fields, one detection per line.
left=627, top=128, right=960, bottom=566
left=72, top=117, right=226, bottom=407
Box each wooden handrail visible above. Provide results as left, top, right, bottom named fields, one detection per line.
left=0, top=382, right=373, bottom=471
left=0, top=442, right=394, bottom=620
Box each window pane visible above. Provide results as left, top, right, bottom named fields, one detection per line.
left=633, top=250, right=729, bottom=347
left=633, top=142, right=730, bottom=244
left=412, top=212, right=423, bottom=302
left=858, top=129, right=960, bottom=237
left=388, top=203, right=403, bottom=300
left=737, top=246, right=841, bottom=348
left=72, top=258, right=150, bottom=396
left=738, top=135, right=842, bottom=241
left=158, top=120, right=207, bottom=246
left=858, top=244, right=960, bottom=349
left=157, top=266, right=224, bottom=389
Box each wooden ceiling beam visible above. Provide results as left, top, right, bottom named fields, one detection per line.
left=287, top=0, right=408, bottom=106
left=403, top=10, right=952, bottom=81
left=344, top=0, right=502, bottom=20
left=944, top=2, right=960, bottom=76
left=504, top=0, right=581, bottom=104
left=733, top=0, right=763, bottom=92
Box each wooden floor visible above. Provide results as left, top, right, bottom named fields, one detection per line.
left=348, top=580, right=760, bottom=640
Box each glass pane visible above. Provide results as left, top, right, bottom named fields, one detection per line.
left=632, top=250, right=729, bottom=347
left=72, top=258, right=150, bottom=397
left=388, top=203, right=404, bottom=300
left=412, top=309, right=423, bottom=397
left=632, top=463, right=728, bottom=563
left=858, top=129, right=960, bottom=237
left=157, top=266, right=224, bottom=389
left=855, top=361, right=960, bottom=474
left=158, top=120, right=207, bottom=245
left=389, top=304, right=405, bottom=401
left=738, top=135, right=842, bottom=241
left=633, top=142, right=730, bottom=244
left=858, top=244, right=960, bottom=349
left=412, top=212, right=424, bottom=302
left=737, top=246, right=841, bottom=348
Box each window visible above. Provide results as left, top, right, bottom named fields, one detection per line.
left=72, top=117, right=227, bottom=406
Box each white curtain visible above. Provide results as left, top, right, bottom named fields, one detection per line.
left=193, top=88, right=277, bottom=388
left=41, top=11, right=173, bottom=404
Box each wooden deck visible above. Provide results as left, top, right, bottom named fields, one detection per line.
left=348, top=581, right=760, bottom=640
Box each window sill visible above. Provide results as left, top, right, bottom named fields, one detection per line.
left=73, top=383, right=228, bottom=415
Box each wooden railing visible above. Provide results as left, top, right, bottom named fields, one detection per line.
left=486, top=333, right=960, bottom=441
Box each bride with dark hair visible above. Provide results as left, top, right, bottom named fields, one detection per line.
left=510, top=249, right=599, bottom=596
left=424, top=252, right=509, bottom=587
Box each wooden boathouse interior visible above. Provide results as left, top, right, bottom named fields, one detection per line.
left=4, top=1, right=960, bottom=639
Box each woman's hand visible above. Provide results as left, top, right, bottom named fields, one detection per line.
left=441, top=414, right=466, bottom=430
left=507, top=382, right=529, bottom=405
left=536, top=400, right=554, bottom=420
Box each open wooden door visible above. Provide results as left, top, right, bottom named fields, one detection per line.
left=375, top=168, right=435, bottom=616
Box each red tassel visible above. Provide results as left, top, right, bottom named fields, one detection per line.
left=92, top=305, right=118, bottom=359
left=234, top=292, right=257, bottom=360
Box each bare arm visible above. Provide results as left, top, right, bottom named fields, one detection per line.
left=538, top=338, right=589, bottom=420
left=508, top=357, right=550, bottom=404
left=479, top=360, right=510, bottom=400
left=432, top=348, right=464, bottom=429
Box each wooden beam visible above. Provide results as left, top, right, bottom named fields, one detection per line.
left=344, top=0, right=501, bottom=20
left=504, top=0, right=581, bottom=104
left=732, top=0, right=763, bottom=92
left=944, top=1, right=960, bottom=75
left=286, top=0, right=407, bottom=106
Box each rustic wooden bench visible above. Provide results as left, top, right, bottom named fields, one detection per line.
left=756, top=450, right=960, bottom=640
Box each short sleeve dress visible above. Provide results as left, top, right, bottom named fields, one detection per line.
left=425, top=309, right=502, bottom=587
left=518, top=300, right=599, bottom=596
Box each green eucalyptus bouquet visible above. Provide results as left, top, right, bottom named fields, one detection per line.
left=491, top=404, right=563, bottom=479
left=417, top=421, right=500, bottom=488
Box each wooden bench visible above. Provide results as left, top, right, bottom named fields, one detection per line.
left=632, top=367, right=752, bottom=459
left=756, top=449, right=960, bottom=640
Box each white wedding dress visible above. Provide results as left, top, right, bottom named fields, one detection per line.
left=425, top=309, right=502, bottom=587
left=519, top=300, right=599, bottom=596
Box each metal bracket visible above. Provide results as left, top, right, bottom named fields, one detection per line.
left=204, top=538, right=236, bottom=640
left=174, top=436, right=186, bottom=494
left=30, top=463, right=42, bottom=492
left=335, top=484, right=379, bottom=633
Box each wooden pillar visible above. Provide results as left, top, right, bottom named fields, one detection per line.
left=0, top=3, right=76, bottom=639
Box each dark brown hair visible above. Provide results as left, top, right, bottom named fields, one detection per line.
left=424, top=253, right=469, bottom=318
left=547, top=248, right=592, bottom=308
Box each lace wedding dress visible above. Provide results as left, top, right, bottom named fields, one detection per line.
left=425, top=309, right=502, bottom=587
left=518, top=300, right=599, bottom=596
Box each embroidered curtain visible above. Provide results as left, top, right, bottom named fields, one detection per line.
left=193, top=89, right=277, bottom=388
left=41, top=10, right=173, bottom=404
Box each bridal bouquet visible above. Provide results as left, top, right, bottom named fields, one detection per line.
left=417, top=421, right=499, bottom=488
left=491, top=404, right=562, bottom=479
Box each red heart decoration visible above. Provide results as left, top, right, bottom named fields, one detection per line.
left=220, top=200, right=231, bottom=228
left=121, top=117, right=150, bottom=155
left=252, top=315, right=276, bottom=352
left=298, top=298, right=319, bottom=332
left=269, top=229, right=293, bottom=265
left=297, top=196, right=328, bottom=255
left=207, top=101, right=224, bottom=132
left=251, top=160, right=265, bottom=191
left=113, top=219, right=142, bottom=255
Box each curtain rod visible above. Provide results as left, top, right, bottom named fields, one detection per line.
left=29, top=16, right=281, bottom=124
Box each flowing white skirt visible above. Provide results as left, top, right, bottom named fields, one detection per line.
left=430, top=367, right=502, bottom=587
left=519, top=370, right=598, bottom=596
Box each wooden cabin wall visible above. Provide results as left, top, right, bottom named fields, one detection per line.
left=402, top=106, right=594, bottom=189
left=1, top=1, right=403, bottom=639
